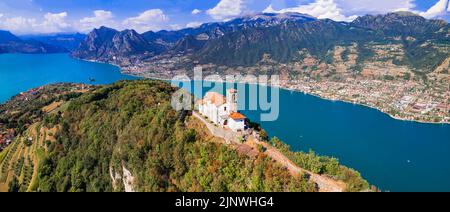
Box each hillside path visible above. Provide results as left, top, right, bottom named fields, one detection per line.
left=192, top=111, right=346, bottom=192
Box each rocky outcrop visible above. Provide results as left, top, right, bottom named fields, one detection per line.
left=71, top=27, right=165, bottom=62
left=109, top=164, right=136, bottom=192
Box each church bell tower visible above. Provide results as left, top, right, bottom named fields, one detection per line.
left=226, top=89, right=238, bottom=113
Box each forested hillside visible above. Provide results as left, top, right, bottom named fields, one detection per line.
left=0, top=80, right=369, bottom=192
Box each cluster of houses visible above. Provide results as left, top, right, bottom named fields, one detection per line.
left=0, top=129, right=15, bottom=150
left=197, top=89, right=247, bottom=132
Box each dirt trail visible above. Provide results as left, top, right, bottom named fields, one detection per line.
left=247, top=137, right=346, bottom=192
left=42, top=101, right=63, bottom=113
left=192, top=112, right=346, bottom=192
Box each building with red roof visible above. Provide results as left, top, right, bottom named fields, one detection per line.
left=197, top=89, right=246, bottom=132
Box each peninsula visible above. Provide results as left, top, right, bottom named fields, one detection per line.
left=0, top=80, right=371, bottom=192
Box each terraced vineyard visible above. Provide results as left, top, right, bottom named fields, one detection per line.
left=0, top=123, right=52, bottom=191
left=0, top=83, right=93, bottom=191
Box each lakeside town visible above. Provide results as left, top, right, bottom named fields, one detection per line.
left=281, top=76, right=449, bottom=124
left=114, top=52, right=449, bottom=124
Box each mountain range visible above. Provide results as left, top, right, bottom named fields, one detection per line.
left=71, top=12, right=449, bottom=73
left=0, top=30, right=68, bottom=54
left=70, top=27, right=166, bottom=61
left=19, top=33, right=86, bottom=51
left=1, top=12, right=449, bottom=73
left=71, top=13, right=322, bottom=62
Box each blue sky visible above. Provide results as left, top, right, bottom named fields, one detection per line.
left=0, top=0, right=448, bottom=34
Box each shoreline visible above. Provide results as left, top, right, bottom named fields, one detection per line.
left=304, top=91, right=449, bottom=125
left=279, top=86, right=450, bottom=125
left=121, top=71, right=449, bottom=125
left=9, top=54, right=447, bottom=125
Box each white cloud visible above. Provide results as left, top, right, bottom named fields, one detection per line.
left=191, top=9, right=202, bottom=15
left=78, top=10, right=116, bottom=32
left=0, top=12, right=72, bottom=34
left=335, top=0, right=416, bottom=14
left=0, top=14, right=3, bottom=19
left=207, top=0, right=245, bottom=20
left=186, top=21, right=203, bottom=28
left=0, top=17, right=38, bottom=34
left=0, top=8, right=170, bottom=34
left=265, top=0, right=358, bottom=22
left=263, top=0, right=450, bottom=22
left=262, top=0, right=432, bottom=22
left=169, top=24, right=182, bottom=30
left=122, top=9, right=169, bottom=32
left=420, top=0, right=449, bottom=19
left=41, top=12, right=70, bottom=33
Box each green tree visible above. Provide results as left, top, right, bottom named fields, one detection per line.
left=8, top=176, right=20, bottom=192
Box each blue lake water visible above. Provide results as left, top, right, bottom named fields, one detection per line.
left=175, top=81, right=450, bottom=192
left=1, top=54, right=449, bottom=191
left=0, top=53, right=136, bottom=103
left=242, top=88, right=450, bottom=192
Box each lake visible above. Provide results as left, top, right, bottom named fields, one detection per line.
left=240, top=87, right=450, bottom=192
left=0, top=53, right=136, bottom=103
left=1, top=54, right=450, bottom=191
left=175, top=80, right=450, bottom=192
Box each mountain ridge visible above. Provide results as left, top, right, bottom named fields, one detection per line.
left=69, top=12, right=449, bottom=72
left=19, top=33, right=87, bottom=51
left=0, top=30, right=68, bottom=54
left=71, top=26, right=165, bottom=62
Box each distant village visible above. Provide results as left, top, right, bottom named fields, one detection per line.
left=0, top=87, right=45, bottom=151
left=0, top=128, right=14, bottom=151
left=0, top=83, right=91, bottom=151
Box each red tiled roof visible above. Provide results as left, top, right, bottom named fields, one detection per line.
left=203, top=92, right=226, bottom=106
left=230, top=112, right=246, bottom=120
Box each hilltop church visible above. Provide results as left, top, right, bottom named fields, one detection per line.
left=197, top=89, right=247, bottom=132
